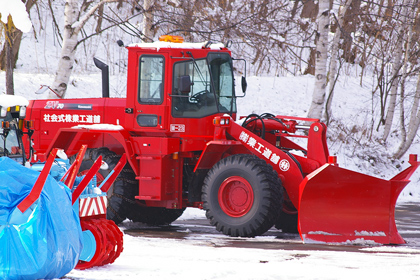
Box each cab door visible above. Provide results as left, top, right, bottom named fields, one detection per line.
left=133, top=54, right=168, bottom=133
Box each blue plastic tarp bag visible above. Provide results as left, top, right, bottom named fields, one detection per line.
left=0, top=157, right=82, bottom=280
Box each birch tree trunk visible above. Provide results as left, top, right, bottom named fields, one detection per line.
left=397, top=6, right=415, bottom=150
left=382, top=0, right=410, bottom=141
left=143, top=0, right=154, bottom=42
left=394, top=1, right=420, bottom=158
left=307, top=0, right=330, bottom=120
left=394, top=72, right=420, bottom=159
left=325, top=0, right=352, bottom=121
left=394, top=2, right=420, bottom=159
left=50, top=0, right=114, bottom=98
left=49, top=0, right=79, bottom=98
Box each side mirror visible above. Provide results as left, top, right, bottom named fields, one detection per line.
left=117, top=40, right=125, bottom=47
left=241, top=76, right=247, bottom=94
left=232, top=57, right=247, bottom=98
left=178, top=75, right=192, bottom=94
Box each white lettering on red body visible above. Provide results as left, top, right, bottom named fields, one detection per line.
left=43, top=114, right=101, bottom=124
left=238, top=130, right=290, bottom=172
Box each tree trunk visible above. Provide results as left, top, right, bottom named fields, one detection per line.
left=307, top=0, right=330, bottom=120
left=0, top=31, right=22, bottom=71
left=394, top=2, right=420, bottom=159
left=5, top=21, right=14, bottom=95
left=50, top=0, right=79, bottom=98
left=394, top=72, right=420, bottom=159
left=325, top=0, right=352, bottom=121
left=394, top=2, right=418, bottom=158
left=382, top=46, right=403, bottom=141
left=382, top=0, right=410, bottom=141
left=143, top=0, right=154, bottom=42
left=3, top=14, right=18, bottom=96
left=0, top=0, right=36, bottom=71
left=50, top=0, right=113, bottom=98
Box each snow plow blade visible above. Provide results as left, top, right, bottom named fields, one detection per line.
left=298, top=154, right=419, bottom=245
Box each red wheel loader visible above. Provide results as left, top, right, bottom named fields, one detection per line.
left=23, top=35, right=419, bottom=244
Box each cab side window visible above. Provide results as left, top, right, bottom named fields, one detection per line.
left=138, top=56, right=164, bottom=104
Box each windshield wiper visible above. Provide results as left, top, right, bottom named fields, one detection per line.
left=186, top=51, right=208, bottom=88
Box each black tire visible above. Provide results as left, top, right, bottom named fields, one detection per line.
left=71, top=148, right=137, bottom=224
left=202, top=154, right=283, bottom=237
left=274, top=194, right=299, bottom=233
left=275, top=211, right=298, bottom=233
left=127, top=207, right=186, bottom=226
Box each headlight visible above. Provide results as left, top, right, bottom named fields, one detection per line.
left=0, top=107, right=6, bottom=118
left=19, top=106, right=26, bottom=119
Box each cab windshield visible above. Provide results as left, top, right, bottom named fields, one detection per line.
left=172, top=52, right=236, bottom=117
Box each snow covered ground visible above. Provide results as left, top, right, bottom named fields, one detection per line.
left=2, top=71, right=420, bottom=279
left=66, top=209, right=420, bottom=280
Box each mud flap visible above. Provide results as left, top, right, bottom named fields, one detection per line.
left=298, top=155, right=419, bottom=245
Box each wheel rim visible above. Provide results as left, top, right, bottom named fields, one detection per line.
left=79, top=230, right=96, bottom=262
left=218, top=176, right=254, bottom=217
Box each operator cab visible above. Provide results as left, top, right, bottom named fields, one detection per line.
left=125, top=36, right=237, bottom=144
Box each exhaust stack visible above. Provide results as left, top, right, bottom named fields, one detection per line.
left=93, top=57, right=110, bottom=98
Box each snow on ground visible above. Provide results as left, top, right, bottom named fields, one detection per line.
left=67, top=235, right=420, bottom=280
left=66, top=210, right=420, bottom=280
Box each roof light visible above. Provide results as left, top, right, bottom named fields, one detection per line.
left=159, top=35, right=184, bottom=43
